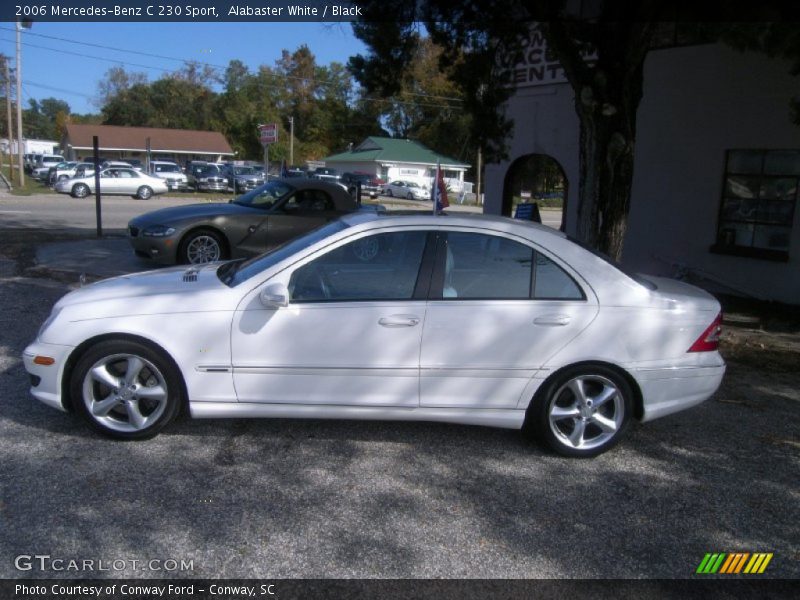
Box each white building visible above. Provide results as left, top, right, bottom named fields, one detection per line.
left=485, top=39, right=800, bottom=304
left=1, top=138, right=59, bottom=155
left=321, top=136, right=472, bottom=193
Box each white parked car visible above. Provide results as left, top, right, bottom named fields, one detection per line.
left=23, top=214, right=725, bottom=456
left=32, top=155, right=65, bottom=180
left=54, top=167, right=168, bottom=199
left=49, top=161, right=93, bottom=185
left=382, top=180, right=429, bottom=200
left=149, top=160, right=189, bottom=191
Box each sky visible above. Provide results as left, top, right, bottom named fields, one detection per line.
left=0, top=21, right=368, bottom=115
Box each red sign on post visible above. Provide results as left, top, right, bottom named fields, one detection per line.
left=258, top=123, right=278, bottom=145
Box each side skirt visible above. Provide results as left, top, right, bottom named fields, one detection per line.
left=189, top=402, right=526, bottom=430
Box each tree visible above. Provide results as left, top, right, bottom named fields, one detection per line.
left=101, top=83, right=156, bottom=126
left=94, top=49, right=384, bottom=164
left=95, top=66, right=147, bottom=108
left=24, top=97, right=71, bottom=139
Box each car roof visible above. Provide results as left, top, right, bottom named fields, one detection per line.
left=271, top=177, right=356, bottom=211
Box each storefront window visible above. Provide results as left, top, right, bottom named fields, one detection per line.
left=713, top=150, right=798, bottom=261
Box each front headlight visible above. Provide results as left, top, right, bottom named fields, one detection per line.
left=142, top=225, right=176, bottom=238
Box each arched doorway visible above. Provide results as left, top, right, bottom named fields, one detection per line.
left=502, top=154, right=567, bottom=230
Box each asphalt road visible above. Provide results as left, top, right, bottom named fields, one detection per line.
left=0, top=191, right=796, bottom=580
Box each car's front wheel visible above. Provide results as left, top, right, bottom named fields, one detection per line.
left=70, top=340, right=183, bottom=440
left=179, top=229, right=227, bottom=264
left=71, top=183, right=90, bottom=198
left=525, top=364, right=634, bottom=457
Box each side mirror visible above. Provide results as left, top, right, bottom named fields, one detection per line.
left=259, top=282, right=289, bottom=309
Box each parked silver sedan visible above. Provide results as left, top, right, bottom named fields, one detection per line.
left=54, top=167, right=169, bottom=200
left=382, top=180, right=430, bottom=200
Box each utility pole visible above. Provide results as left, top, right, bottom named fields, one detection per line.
left=288, top=116, right=294, bottom=166
left=15, top=20, right=27, bottom=187
left=1, top=55, right=11, bottom=181
left=476, top=146, right=483, bottom=206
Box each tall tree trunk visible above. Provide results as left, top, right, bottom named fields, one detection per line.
left=575, top=109, right=637, bottom=260
left=543, top=19, right=653, bottom=261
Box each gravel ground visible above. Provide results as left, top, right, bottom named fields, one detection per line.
left=0, top=247, right=798, bottom=580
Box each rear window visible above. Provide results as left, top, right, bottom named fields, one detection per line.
left=567, top=235, right=657, bottom=291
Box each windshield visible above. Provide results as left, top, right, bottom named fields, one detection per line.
left=234, top=167, right=256, bottom=175
left=154, top=164, right=181, bottom=173
left=232, top=181, right=293, bottom=208
left=219, top=220, right=350, bottom=287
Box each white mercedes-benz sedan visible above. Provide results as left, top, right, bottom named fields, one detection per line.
left=23, top=214, right=725, bottom=456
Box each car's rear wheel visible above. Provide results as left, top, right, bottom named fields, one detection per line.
left=71, top=183, right=90, bottom=198
left=136, top=186, right=153, bottom=200
left=386, top=189, right=393, bottom=196
left=525, top=364, right=633, bottom=457
left=179, top=229, right=227, bottom=264
left=70, top=340, right=183, bottom=440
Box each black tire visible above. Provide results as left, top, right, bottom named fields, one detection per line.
left=72, top=183, right=90, bottom=198
left=386, top=189, right=393, bottom=197
left=406, top=192, right=414, bottom=200
left=136, top=186, right=153, bottom=200
left=524, top=364, right=634, bottom=458
left=69, top=339, right=183, bottom=440
left=178, top=228, right=227, bottom=265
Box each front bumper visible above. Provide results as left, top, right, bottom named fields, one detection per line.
left=233, top=179, right=263, bottom=191
left=127, top=226, right=179, bottom=264
left=23, top=341, right=76, bottom=412
left=197, top=180, right=228, bottom=191
left=163, top=179, right=189, bottom=191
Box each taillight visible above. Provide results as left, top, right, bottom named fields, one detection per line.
left=688, top=312, right=723, bottom=352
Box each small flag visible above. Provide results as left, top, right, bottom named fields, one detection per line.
left=280, top=159, right=288, bottom=178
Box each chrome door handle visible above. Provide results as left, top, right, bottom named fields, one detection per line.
left=534, top=314, right=571, bottom=326
left=378, top=315, right=420, bottom=328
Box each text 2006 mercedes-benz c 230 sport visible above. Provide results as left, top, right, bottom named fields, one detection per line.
left=24, top=214, right=725, bottom=457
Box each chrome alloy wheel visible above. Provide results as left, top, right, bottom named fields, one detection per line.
left=81, top=354, right=168, bottom=433
left=547, top=375, right=624, bottom=451
left=186, top=235, right=221, bottom=264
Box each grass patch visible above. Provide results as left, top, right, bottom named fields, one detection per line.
left=7, top=175, right=56, bottom=196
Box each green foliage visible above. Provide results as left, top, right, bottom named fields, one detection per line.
left=95, top=49, right=384, bottom=163
left=24, top=97, right=71, bottom=140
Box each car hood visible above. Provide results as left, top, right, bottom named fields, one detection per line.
left=130, top=202, right=259, bottom=226
left=53, top=264, right=238, bottom=318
